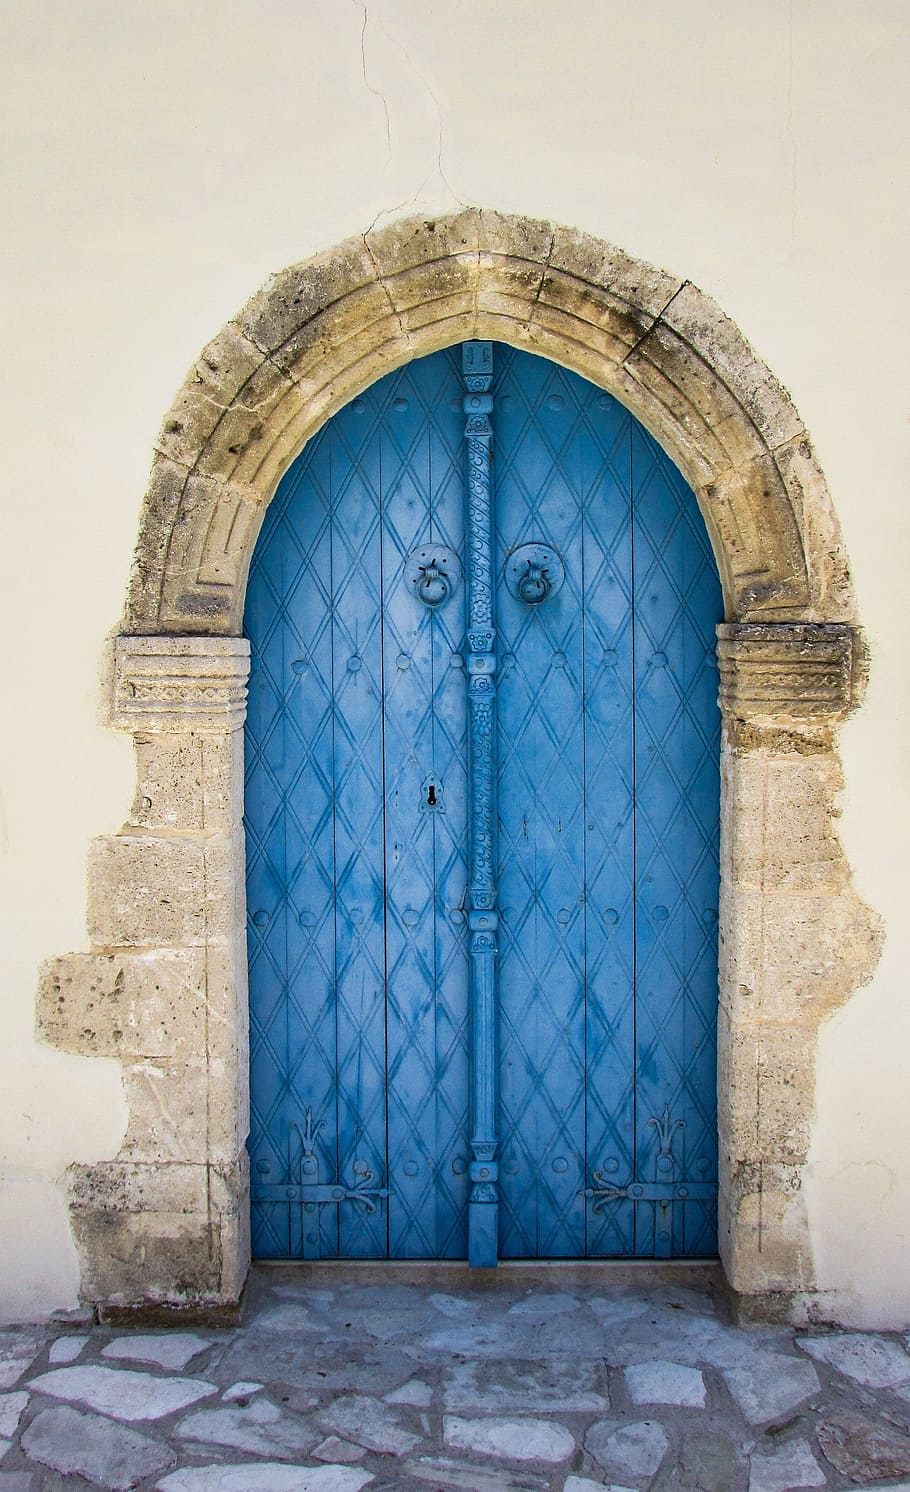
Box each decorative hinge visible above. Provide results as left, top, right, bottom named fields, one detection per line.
left=581, top=1104, right=715, bottom=1256
left=251, top=1108, right=389, bottom=1259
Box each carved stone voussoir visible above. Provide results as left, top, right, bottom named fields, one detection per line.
left=114, top=636, right=251, bottom=734
left=717, top=623, right=853, bottom=724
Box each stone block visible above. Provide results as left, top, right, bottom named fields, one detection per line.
left=535, top=266, right=655, bottom=353
left=125, top=459, right=192, bottom=633
left=723, top=750, right=848, bottom=895
left=707, top=457, right=813, bottom=618
left=548, top=224, right=682, bottom=315
left=69, top=1156, right=248, bottom=1218
left=368, top=208, right=482, bottom=278
left=721, top=1020, right=815, bottom=1161
left=88, top=834, right=208, bottom=948
left=87, top=830, right=244, bottom=949
left=722, top=884, right=881, bottom=1025
left=194, top=356, right=299, bottom=484
left=155, top=322, right=279, bottom=470
left=72, top=1208, right=233, bottom=1307
left=659, top=281, right=805, bottom=451
left=773, top=433, right=852, bottom=623
left=265, top=280, right=398, bottom=383
left=717, top=623, right=853, bottom=724
left=119, top=1055, right=245, bottom=1164
left=37, top=949, right=207, bottom=1059
left=69, top=1158, right=249, bottom=1308
left=113, top=635, right=251, bottom=735
left=239, top=234, right=377, bottom=356
left=477, top=207, right=553, bottom=264
left=130, top=729, right=244, bottom=833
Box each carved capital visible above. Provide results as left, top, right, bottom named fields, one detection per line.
left=114, top=636, right=251, bottom=734
left=717, top=623, right=853, bottom=725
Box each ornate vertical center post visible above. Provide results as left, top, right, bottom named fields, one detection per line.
left=462, top=342, right=500, bottom=1268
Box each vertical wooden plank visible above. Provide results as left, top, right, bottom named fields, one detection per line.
left=245, top=426, right=338, bottom=1258
left=578, top=390, right=637, bottom=1258
left=631, top=422, right=721, bottom=1256
left=330, top=388, right=390, bottom=1258
left=495, top=347, right=587, bottom=1258
left=382, top=349, right=468, bottom=1257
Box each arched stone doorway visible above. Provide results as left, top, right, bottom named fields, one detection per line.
left=39, top=211, right=880, bottom=1319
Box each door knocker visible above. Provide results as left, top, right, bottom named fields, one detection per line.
left=406, top=546, right=461, bottom=609
left=505, top=543, right=565, bottom=606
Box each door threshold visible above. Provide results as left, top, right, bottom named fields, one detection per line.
left=254, top=1257, right=725, bottom=1292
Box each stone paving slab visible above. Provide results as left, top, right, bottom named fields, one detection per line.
left=0, top=1267, right=909, bottom=1489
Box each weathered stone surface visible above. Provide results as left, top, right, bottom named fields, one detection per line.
left=22, top=1404, right=177, bottom=1490
left=0, top=1395, right=27, bottom=1438
left=385, top=1377, right=433, bottom=1407
left=39, top=942, right=208, bottom=1062
left=444, top=1357, right=607, bottom=1413
left=47, top=1334, right=87, bottom=1365
left=312, top=1437, right=367, bottom=1463
left=222, top=1380, right=264, bottom=1401
left=177, top=1396, right=318, bottom=1458
left=29, top=1365, right=217, bottom=1420
left=564, top=1481, right=635, bottom=1492
left=317, top=1393, right=420, bottom=1455
left=0, top=1333, right=41, bottom=1390
left=103, top=1333, right=211, bottom=1371
left=429, top=1293, right=480, bottom=1318
left=816, top=1407, right=910, bottom=1479
left=0, top=1475, right=35, bottom=1490
left=625, top=1361, right=706, bottom=1407
left=87, top=834, right=208, bottom=949
left=130, top=730, right=244, bottom=834
left=748, top=1438, right=825, bottom=1491
left=444, top=1415, right=575, bottom=1464
left=586, top=1419, right=670, bottom=1480
left=507, top=1292, right=579, bottom=1320
left=673, top=1429, right=745, bottom=1492
left=404, top=1459, right=549, bottom=1491
left=157, top=1467, right=373, bottom=1492
left=113, top=637, right=251, bottom=735
left=722, top=1354, right=819, bottom=1423
left=717, top=623, right=853, bottom=726
left=798, top=1331, right=910, bottom=1387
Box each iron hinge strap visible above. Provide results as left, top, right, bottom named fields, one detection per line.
left=251, top=1182, right=390, bottom=1213
left=582, top=1181, right=717, bottom=1209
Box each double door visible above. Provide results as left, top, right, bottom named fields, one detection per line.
left=244, top=343, right=721, bottom=1262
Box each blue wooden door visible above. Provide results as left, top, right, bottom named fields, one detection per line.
left=244, top=343, right=721, bottom=1260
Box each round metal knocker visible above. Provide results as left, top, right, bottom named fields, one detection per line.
left=405, top=545, right=461, bottom=609
left=504, top=543, right=565, bottom=606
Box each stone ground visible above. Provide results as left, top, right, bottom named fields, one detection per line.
left=1, top=1265, right=910, bottom=1491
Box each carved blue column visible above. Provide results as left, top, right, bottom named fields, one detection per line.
left=462, top=342, right=499, bottom=1267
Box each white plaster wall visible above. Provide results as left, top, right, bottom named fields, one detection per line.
left=0, top=0, right=906, bottom=1323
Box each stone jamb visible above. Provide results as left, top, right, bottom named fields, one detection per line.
left=37, top=213, right=881, bottom=1321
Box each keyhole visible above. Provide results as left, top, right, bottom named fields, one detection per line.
left=427, top=783, right=437, bottom=807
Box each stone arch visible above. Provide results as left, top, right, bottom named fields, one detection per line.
left=40, top=212, right=880, bottom=1322
left=126, top=210, right=852, bottom=638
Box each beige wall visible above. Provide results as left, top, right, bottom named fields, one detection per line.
left=0, top=0, right=907, bottom=1324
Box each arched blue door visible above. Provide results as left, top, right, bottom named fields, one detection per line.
left=244, top=344, right=722, bottom=1261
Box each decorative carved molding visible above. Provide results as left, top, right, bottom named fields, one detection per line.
left=113, top=636, right=251, bottom=734
left=716, top=623, right=853, bottom=722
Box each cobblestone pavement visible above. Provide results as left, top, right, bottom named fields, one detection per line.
left=1, top=1265, right=909, bottom=1490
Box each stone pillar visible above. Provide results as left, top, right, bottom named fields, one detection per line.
left=715, top=623, right=877, bottom=1316
left=39, top=636, right=251, bottom=1315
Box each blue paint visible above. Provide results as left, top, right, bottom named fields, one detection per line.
left=462, top=342, right=500, bottom=1267
left=245, top=342, right=721, bottom=1260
